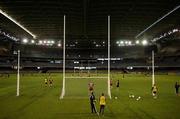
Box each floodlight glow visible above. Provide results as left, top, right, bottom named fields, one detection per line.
left=47, top=41, right=51, bottom=44
left=39, top=40, right=43, bottom=44
left=0, top=30, right=19, bottom=41
left=44, top=40, right=47, bottom=44
left=116, top=41, right=119, bottom=44
left=0, top=9, right=36, bottom=38
left=136, top=40, right=140, bottom=44
left=152, top=28, right=180, bottom=42
left=22, top=38, right=28, bottom=43
left=58, top=44, right=61, bottom=47
left=51, top=40, right=55, bottom=44
left=142, top=40, right=148, bottom=46
left=31, top=40, right=35, bottom=43
left=128, top=41, right=132, bottom=45
left=120, top=41, right=124, bottom=44
left=125, top=41, right=128, bottom=44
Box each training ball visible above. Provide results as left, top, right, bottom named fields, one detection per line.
left=132, top=95, right=135, bottom=98
left=115, top=97, right=118, bottom=99
left=136, top=96, right=141, bottom=101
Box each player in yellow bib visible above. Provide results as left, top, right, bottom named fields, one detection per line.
left=99, top=93, right=106, bottom=115
left=152, top=84, right=158, bottom=98
left=44, top=78, right=48, bottom=87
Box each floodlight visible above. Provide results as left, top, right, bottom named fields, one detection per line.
left=142, top=40, right=148, bottom=46
left=51, top=40, right=55, bottom=44
left=39, top=40, right=43, bottom=44
left=44, top=40, right=47, bottom=44
left=120, top=41, right=124, bottom=44
left=135, top=40, right=140, bottom=44
left=31, top=40, right=35, bottom=44
left=116, top=41, right=119, bottom=44
left=58, top=44, right=61, bottom=47
left=163, top=33, right=167, bottom=37
left=47, top=41, right=51, bottom=44
left=22, top=38, right=28, bottom=43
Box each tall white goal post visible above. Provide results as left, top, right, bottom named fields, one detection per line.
left=152, top=50, right=155, bottom=87
left=107, top=16, right=111, bottom=99
left=60, top=15, right=66, bottom=99
left=16, top=50, right=20, bottom=96
left=60, top=15, right=112, bottom=99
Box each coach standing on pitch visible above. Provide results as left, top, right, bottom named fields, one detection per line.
left=89, top=92, right=98, bottom=114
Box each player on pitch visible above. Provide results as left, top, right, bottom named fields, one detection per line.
left=175, top=82, right=179, bottom=96
left=44, top=78, right=48, bottom=87
left=99, top=93, right=106, bottom=115
left=152, top=84, right=158, bottom=98
left=88, top=82, right=94, bottom=93
left=116, top=80, right=120, bottom=88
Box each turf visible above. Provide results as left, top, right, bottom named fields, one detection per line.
left=65, top=77, right=107, bottom=98
left=0, top=72, right=180, bottom=119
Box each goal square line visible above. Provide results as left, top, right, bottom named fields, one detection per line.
left=65, top=77, right=108, bottom=79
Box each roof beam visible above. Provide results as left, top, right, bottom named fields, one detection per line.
left=0, top=8, right=36, bottom=38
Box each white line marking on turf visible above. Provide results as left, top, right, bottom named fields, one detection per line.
left=65, top=77, right=108, bottom=79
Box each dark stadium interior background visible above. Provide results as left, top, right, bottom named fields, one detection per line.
left=0, top=0, right=180, bottom=71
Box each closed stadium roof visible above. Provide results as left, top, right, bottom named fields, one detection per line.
left=0, top=0, right=179, bottom=41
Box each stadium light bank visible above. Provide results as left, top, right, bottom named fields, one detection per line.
left=0, top=9, right=36, bottom=39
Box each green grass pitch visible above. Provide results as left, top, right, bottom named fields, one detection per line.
left=0, top=72, right=180, bottom=119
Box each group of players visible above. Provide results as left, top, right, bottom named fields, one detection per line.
left=44, top=77, right=53, bottom=87
left=152, top=81, right=179, bottom=99
left=89, top=79, right=179, bottom=116
left=88, top=79, right=120, bottom=116
left=89, top=82, right=106, bottom=116
left=110, top=79, right=120, bottom=88
left=89, top=91, right=106, bottom=116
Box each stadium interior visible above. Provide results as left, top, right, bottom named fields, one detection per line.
left=0, top=1, right=180, bottom=119
left=0, top=0, right=180, bottom=73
